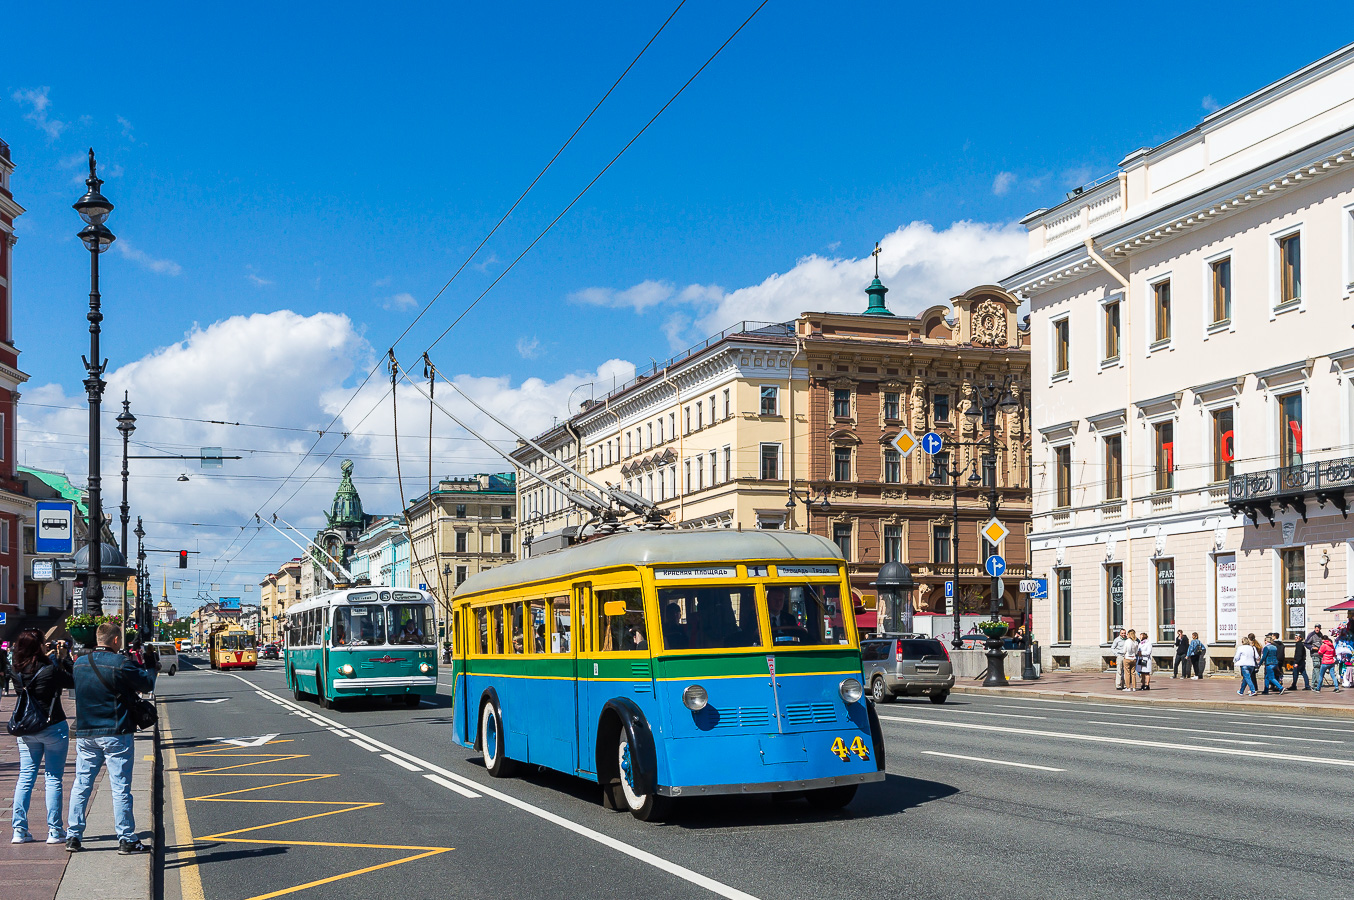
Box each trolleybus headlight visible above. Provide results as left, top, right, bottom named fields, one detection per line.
left=839, top=677, right=864, bottom=704
left=339, top=664, right=354, bottom=676
left=682, top=684, right=709, bottom=712
left=419, top=663, right=430, bottom=673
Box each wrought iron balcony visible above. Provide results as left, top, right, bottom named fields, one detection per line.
left=1228, top=456, right=1354, bottom=526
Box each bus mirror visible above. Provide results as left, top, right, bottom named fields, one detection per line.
left=861, top=594, right=877, bottom=610
left=602, top=600, right=629, bottom=617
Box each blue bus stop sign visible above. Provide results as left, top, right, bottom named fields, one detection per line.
left=35, top=500, right=76, bottom=555
left=984, top=554, right=1007, bottom=578
left=920, top=432, right=944, bottom=455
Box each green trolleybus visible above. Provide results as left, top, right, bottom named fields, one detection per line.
left=285, top=586, right=438, bottom=709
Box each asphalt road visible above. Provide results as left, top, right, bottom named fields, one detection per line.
left=156, top=656, right=1354, bottom=900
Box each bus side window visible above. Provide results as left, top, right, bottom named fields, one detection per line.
left=549, top=596, right=570, bottom=653
left=575, top=585, right=591, bottom=654
left=508, top=602, right=523, bottom=654
left=491, top=606, right=505, bottom=656
left=474, top=607, right=488, bottom=655
left=596, top=587, right=646, bottom=653
left=528, top=600, right=545, bottom=653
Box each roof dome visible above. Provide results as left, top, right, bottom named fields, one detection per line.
left=326, top=459, right=365, bottom=529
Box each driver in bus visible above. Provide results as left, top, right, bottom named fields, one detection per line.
left=766, top=587, right=796, bottom=630
left=396, top=618, right=424, bottom=645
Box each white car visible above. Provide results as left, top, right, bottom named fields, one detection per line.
left=150, top=642, right=181, bottom=676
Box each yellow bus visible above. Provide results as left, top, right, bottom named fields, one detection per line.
left=209, top=624, right=257, bottom=670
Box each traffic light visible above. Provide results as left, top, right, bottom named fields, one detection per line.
left=179, top=550, right=188, bottom=569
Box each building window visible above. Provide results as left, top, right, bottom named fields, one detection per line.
left=657, top=419, right=664, bottom=445
left=501, top=505, right=511, bottom=520
left=684, top=459, right=692, bottom=494
left=646, top=473, right=654, bottom=500
left=1056, top=567, right=1073, bottom=643
left=760, top=444, right=780, bottom=480
left=1152, top=280, right=1171, bottom=344
left=883, top=391, right=900, bottom=420
left=455, top=504, right=467, bottom=518
left=695, top=455, right=704, bottom=491
left=455, top=531, right=468, bottom=553
left=1103, top=300, right=1120, bottom=361
left=657, top=469, right=666, bottom=502
left=723, top=388, right=730, bottom=419
left=1104, top=435, right=1122, bottom=501
left=832, top=523, right=852, bottom=561
left=833, top=447, right=852, bottom=481
left=696, top=403, right=703, bottom=430
left=932, top=392, right=950, bottom=423
left=981, top=453, right=996, bottom=488
left=1282, top=546, right=1307, bottom=640
left=668, top=412, right=675, bottom=439
left=1156, top=558, right=1176, bottom=643
left=684, top=406, right=691, bottom=434
left=931, top=451, right=951, bottom=485
left=1280, top=233, right=1302, bottom=305
left=932, top=525, right=952, bottom=565
left=1055, top=445, right=1072, bottom=508
left=883, top=525, right=902, bottom=564
left=1211, top=257, right=1232, bottom=324
left=1212, top=407, right=1235, bottom=483
left=760, top=385, right=778, bottom=416
left=500, top=533, right=512, bottom=555
left=1053, top=318, right=1069, bottom=376
left=723, top=445, right=732, bottom=482
left=646, top=423, right=653, bottom=449
left=710, top=453, right=717, bottom=487
left=883, top=449, right=901, bottom=484
left=1105, top=563, right=1123, bottom=642
left=709, top=395, right=716, bottom=425
left=625, top=432, right=632, bottom=456
left=1279, top=392, right=1303, bottom=468
left=1154, top=421, right=1174, bottom=492
left=456, top=566, right=467, bottom=586
left=833, top=389, right=851, bottom=418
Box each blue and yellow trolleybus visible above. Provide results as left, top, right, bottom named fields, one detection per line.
left=449, top=530, right=884, bottom=820
left=285, top=586, right=438, bottom=709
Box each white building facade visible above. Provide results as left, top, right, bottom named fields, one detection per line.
left=1006, top=43, right=1354, bottom=672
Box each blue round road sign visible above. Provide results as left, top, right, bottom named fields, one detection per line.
left=984, top=554, right=1007, bottom=577
left=921, top=432, right=944, bottom=455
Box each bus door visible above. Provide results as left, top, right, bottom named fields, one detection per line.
left=455, top=608, right=470, bottom=742
left=573, top=583, right=594, bottom=776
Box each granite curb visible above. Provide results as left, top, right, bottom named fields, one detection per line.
left=951, top=682, right=1354, bottom=719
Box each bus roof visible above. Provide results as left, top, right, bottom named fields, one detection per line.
left=287, top=586, right=431, bottom=617
left=455, top=529, right=843, bottom=598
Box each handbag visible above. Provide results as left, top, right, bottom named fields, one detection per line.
left=85, top=656, right=157, bottom=732
left=6, top=666, right=56, bottom=737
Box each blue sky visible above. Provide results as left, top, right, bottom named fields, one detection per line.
left=3, top=2, right=1351, bottom=598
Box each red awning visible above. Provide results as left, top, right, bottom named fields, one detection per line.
left=1324, top=599, right=1354, bottom=611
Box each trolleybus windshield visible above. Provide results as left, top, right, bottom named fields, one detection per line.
left=767, top=582, right=847, bottom=646
left=332, top=605, right=386, bottom=646
left=218, top=633, right=256, bottom=651
left=388, top=604, right=432, bottom=645
left=657, top=585, right=760, bottom=650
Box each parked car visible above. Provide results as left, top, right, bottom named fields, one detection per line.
left=860, top=635, right=955, bottom=704
left=150, top=642, right=181, bottom=676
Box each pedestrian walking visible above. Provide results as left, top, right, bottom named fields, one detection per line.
left=1120, top=630, right=1139, bottom=692
left=1, top=642, right=11, bottom=695
left=1173, top=631, right=1190, bottom=678
left=1315, top=636, right=1341, bottom=692
left=1290, top=635, right=1310, bottom=690
left=1188, top=632, right=1207, bottom=679
left=1138, top=633, right=1154, bottom=690
left=1260, top=634, right=1286, bottom=695
left=1234, top=637, right=1260, bottom=696
left=8, top=630, right=74, bottom=845
left=1111, top=629, right=1128, bottom=689
left=1274, top=633, right=1288, bottom=683
left=1306, top=625, right=1325, bottom=685
left=65, top=623, right=154, bottom=854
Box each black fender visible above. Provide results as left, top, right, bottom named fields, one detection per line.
left=598, top=698, right=658, bottom=797
left=476, top=685, right=503, bottom=752
left=866, top=699, right=886, bottom=772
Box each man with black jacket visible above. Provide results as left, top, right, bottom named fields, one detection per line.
left=1291, top=635, right=1310, bottom=690
left=65, top=623, right=154, bottom=854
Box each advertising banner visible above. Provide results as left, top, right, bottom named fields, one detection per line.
left=1216, top=554, right=1237, bottom=642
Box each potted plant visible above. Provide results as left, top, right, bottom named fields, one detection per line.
left=65, top=613, right=122, bottom=648
left=977, top=619, right=1009, bottom=641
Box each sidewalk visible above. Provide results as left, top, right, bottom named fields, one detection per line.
left=953, top=668, right=1354, bottom=718
left=0, top=691, right=157, bottom=900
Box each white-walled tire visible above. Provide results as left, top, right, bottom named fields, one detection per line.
left=481, top=702, right=517, bottom=777
left=617, top=731, right=672, bottom=822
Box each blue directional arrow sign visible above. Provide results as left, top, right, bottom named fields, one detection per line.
left=920, top=432, right=944, bottom=455
left=984, top=554, right=1007, bottom=578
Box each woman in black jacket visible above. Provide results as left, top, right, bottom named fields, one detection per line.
left=9, top=629, right=74, bottom=844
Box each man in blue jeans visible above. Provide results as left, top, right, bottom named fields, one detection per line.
left=1260, top=634, right=1286, bottom=695
left=66, top=622, right=154, bottom=854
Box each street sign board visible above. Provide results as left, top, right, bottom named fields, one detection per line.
left=996, top=577, right=1006, bottom=599
left=418, top=583, right=428, bottom=591
left=1019, top=578, right=1048, bottom=599
left=0, top=612, right=6, bottom=626
left=35, top=500, right=76, bottom=555
left=984, top=554, right=1007, bottom=577
left=31, top=558, right=55, bottom=581
left=981, top=517, right=1009, bottom=546
left=891, top=427, right=918, bottom=457
left=921, top=432, right=944, bottom=455
left=944, top=580, right=954, bottom=599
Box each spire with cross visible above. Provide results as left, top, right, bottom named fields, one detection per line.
left=863, top=241, right=893, bottom=316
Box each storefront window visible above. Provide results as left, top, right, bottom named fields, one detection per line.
left=1105, top=563, right=1123, bottom=642
left=1156, top=559, right=1176, bottom=643
left=1282, top=547, right=1306, bottom=640
left=1056, top=567, right=1072, bottom=643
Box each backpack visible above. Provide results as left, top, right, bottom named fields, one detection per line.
left=6, top=666, right=56, bottom=736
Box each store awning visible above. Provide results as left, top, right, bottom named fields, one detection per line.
left=1324, top=598, right=1354, bottom=611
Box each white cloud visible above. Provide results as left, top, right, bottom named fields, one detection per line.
left=992, top=171, right=1017, bottom=196
left=382, top=292, right=418, bottom=311
left=11, top=87, right=66, bottom=140
left=569, top=280, right=721, bottom=313
left=115, top=240, right=182, bottom=276
left=117, top=115, right=135, bottom=141
left=17, top=310, right=634, bottom=598
left=1202, top=95, right=1221, bottom=113
left=516, top=336, right=542, bottom=359
left=245, top=267, right=273, bottom=287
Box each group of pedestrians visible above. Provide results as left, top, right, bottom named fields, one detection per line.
left=1110, top=629, right=1157, bottom=691
left=1230, top=627, right=1343, bottom=696
left=7, top=623, right=154, bottom=853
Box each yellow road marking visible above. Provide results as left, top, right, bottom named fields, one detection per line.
left=200, top=804, right=382, bottom=839
left=234, top=848, right=452, bottom=900
left=162, top=709, right=206, bottom=900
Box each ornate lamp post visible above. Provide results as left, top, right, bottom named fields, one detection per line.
left=74, top=149, right=115, bottom=615
left=931, top=454, right=975, bottom=649
left=785, top=483, right=830, bottom=532
left=134, top=518, right=147, bottom=640
left=117, top=393, right=136, bottom=558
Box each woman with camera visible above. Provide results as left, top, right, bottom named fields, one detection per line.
left=8, top=629, right=74, bottom=844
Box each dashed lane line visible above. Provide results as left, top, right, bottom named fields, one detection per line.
left=921, top=750, right=1064, bottom=772
left=1087, top=719, right=1343, bottom=744
left=424, top=772, right=482, bottom=798
left=383, top=754, right=421, bottom=772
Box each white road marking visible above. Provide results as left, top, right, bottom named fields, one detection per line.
left=215, top=734, right=280, bottom=748
left=1198, top=738, right=1269, bottom=746
left=1088, top=711, right=1178, bottom=721
left=383, top=753, right=422, bottom=772
left=218, top=672, right=762, bottom=900
left=921, top=750, right=1064, bottom=772
left=929, top=709, right=1046, bottom=720
left=877, top=714, right=1354, bottom=768
left=425, top=772, right=482, bottom=798
left=195, top=699, right=228, bottom=704
left=349, top=738, right=381, bottom=753
left=1087, top=720, right=1341, bottom=745
left=1227, top=721, right=1348, bottom=734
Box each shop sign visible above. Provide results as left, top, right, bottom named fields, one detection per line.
left=1216, top=554, right=1237, bottom=642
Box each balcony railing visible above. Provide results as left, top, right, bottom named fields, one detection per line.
left=1228, top=456, right=1354, bottom=525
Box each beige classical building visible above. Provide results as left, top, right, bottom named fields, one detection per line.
left=259, top=559, right=302, bottom=644
left=1006, top=43, right=1354, bottom=672
left=406, top=473, right=516, bottom=622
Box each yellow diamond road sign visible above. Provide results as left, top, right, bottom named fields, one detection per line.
left=981, top=518, right=1009, bottom=546
left=891, top=428, right=918, bottom=456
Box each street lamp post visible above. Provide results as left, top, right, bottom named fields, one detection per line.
left=134, top=518, right=147, bottom=641
left=785, top=483, right=830, bottom=532
left=930, top=453, right=975, bottom=649
left=117, top=393, right=135, bottom=557
left=74, top=149, right=115, bottom=616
